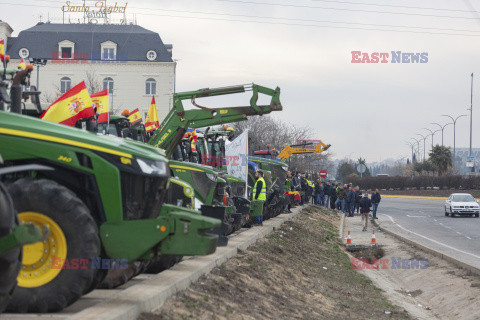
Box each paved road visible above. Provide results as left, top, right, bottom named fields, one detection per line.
left=378, top=197, right=480, bottom=269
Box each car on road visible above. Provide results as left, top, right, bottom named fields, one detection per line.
left=445, top=193, right=480, bottom=218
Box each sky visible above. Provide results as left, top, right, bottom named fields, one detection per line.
left=2, top=0, right=480, bottom=162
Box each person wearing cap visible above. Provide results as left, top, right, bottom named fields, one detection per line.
left=359, top=193, right=372, bottom=231
left=252, top=170, right=266, bottom=226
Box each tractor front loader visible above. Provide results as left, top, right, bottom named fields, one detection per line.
left=148, top=83, right=282, bottom=232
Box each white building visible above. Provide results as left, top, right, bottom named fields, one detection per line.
left=1, top=20, right=174, bottom=119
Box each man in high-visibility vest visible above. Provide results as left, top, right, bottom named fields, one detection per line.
left=253, top=170, right=266, bottom=226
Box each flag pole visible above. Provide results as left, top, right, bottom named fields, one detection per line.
left=107, top=87, right=110, bottom=135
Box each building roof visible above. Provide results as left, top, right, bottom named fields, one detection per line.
left=7, top=22, right=172, bottom=62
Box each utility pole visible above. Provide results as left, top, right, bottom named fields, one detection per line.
left=469, top=73, right=474, bottom=173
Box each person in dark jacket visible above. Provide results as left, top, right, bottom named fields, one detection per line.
left=335, top=185, right=346, bottom=212
left=371, top=189, right=381, bottom=219
left=330, top=183, right=337, bottom=210
left=359, top=193, right=372, bottom=231
left=354, top=186, right=362, bottom=214
left=323, top=182, right=331, bottom=208
left=346, top=186, right=356, bottom=217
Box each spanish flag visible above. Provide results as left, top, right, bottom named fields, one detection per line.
left=18, top=58, right=26, bottom=70
left=144, top=96, right=159, bottom=132
left=91, top=89, right=110, bottom=123
left=128, top=108, right=142, bottom=124
left=40, top=81, right=94, bottom=126
left=0, top=39, right=5, bottom=61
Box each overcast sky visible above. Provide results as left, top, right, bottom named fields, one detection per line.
left=2, top=0, right=480, bottom=162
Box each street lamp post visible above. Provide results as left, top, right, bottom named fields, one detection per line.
left=416, top=134, right=428, bottom=161
left=423, top=128, right=440, bottom=152
left=405, top=142, right=415, bottom=164
left=442, top=114, right=468, bottom=172
left=430, top=122, right=451, bottom=146
left=30, top=58, right=48, bottom=90
left=411, top=137, right=421, bottom=162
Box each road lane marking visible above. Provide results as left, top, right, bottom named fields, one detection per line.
left=383, top=214, right=480, bottom=260
left=406, top=215, right=426, bottom=218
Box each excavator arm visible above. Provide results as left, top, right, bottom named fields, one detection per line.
left=277, top=141, right=331, bottom=162
left=149, top=83, right=282, bottom=157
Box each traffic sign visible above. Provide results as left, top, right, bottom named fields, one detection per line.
left=319, top=170, right=327, bottom=178
left=356, top=164, right=366, bottom=174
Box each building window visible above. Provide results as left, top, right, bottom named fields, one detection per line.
left=101, top=41, right=117, bottom=61
left=60, top=77, right=71, bottom=93
left=103, top=77, right=114, bottom=93
left=102, top=48, right=115, bottom=60
left=145, top=78, right=156, bottom=95
left=58, top=40, right=75, bottom=60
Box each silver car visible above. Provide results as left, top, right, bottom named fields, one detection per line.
left=445, top=193, right=480, bottom=218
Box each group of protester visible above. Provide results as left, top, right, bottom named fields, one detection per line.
left=284, top=172, right=382, bottom=231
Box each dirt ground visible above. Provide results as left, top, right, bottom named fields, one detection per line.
left=355, top=229, right=480, bottom=320
left=138, top=206, right=411, bottom=320
left=381, top=189, right=480, bottom=197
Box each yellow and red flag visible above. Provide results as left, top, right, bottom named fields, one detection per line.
left=144, top=96, right=159, bottom=132
left=18, top=58, right=26, bottom=70
left=190, top=129, right=198, bottom=152
left=40, top=81, right=94, bottom=126
left=0, top=39, right=5, bottom=61
left=128, top=108, right=142, bottom=124
left=91, top=89, right=110, bottom=123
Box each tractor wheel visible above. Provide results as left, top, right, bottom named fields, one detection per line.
left=6, top=178, right=100, bottom=313
left=144, top=255, right=183, bottom=274
left=97, top=261, right=144, bottom=289
left=0, top=183, right=22, bottom=313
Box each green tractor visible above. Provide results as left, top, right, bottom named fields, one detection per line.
left=0, top=63, right=221, bottom=312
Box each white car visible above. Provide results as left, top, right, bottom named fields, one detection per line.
left=445, top=193, right=480, bottom=218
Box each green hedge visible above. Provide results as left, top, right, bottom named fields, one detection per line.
left=344, top=175, right=480, bottom=190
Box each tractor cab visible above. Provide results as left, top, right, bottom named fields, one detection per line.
left=253, top=144, right=279, bottom=160
left=96, top=115, right=148, bottom=143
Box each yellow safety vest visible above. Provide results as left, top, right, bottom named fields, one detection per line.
left=306, top=179, right=314, bottom=188
left=253, top=177, right=267, bottom=201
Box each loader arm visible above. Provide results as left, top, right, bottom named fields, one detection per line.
left=149, top=83, right=282, bottom=158
left=277, top=141, right=331, bottom=162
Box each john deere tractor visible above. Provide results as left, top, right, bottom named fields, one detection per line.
left=0, top=60, right=220, bottom=312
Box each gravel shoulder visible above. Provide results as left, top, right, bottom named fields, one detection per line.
left=139, top=206, right=411, bottom=320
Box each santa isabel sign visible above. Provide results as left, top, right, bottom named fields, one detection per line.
left=61, top=1, right=128, bottom=14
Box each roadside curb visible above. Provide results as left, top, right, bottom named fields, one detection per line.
left=339, top=210, right=345, bottom=240
left=382, top=195, right=480, bottom=201
left=374, top=220, right=480, bottom=277
left=382, top=195, right=447, bottom=200
left=68, top=205, right=305, bottom=320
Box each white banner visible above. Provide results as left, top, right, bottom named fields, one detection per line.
left=225, top=130, right=248, bottom=197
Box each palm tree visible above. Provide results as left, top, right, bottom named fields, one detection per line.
left=429, top=145, right=452, bottom=175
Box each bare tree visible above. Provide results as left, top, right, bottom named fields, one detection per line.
left=84, top=70, right=102, bottom=94
left=233, top=115, right=333, bottom=173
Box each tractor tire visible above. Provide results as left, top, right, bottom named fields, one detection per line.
left=144, top=255, right=183, bottom=274
left=84, top=269, right=108, bottom=295
left=0, top=183, right=22, bottom=313
left=6, top=178, right=100, bottom=313
left=97, top=261, right=144, bottom=289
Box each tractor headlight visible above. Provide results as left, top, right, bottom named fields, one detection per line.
left=136, top=157, right=168, bottom=176
left=206, top=172, right=217, bottom=182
